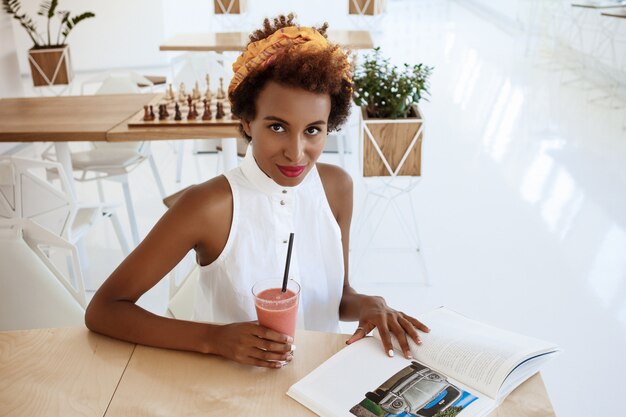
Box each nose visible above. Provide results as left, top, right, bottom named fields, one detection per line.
left=283, top=133, right=305, bottom=162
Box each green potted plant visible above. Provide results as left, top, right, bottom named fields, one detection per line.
left=3, top=0, right=95, bottom=86
left=352, top=47, right=432, bottom=177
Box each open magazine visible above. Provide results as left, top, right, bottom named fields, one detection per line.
left=287, top=307, right=560, bottom=417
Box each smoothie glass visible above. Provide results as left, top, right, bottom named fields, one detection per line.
left=252, top=278, right=300, bottom=338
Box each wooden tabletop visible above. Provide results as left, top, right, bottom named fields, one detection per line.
left=0, top=94, right=240, bottom=143
left=0, top=94, right=160, bottom=142
left=0, top=326, right=556, bottom=417
left=159, top=30, right=374, bottom=52
left=0, top=328, right=134, bottom=416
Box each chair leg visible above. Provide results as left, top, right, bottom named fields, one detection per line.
left=76, top=239, right=89, bottom=270
left=121, top=178, right=140, bottom=247
left=107, top=211, right=131, bottom=256
left=148, top=153, right=167, bottom=198
left=176, top=141, right=184, bottom=183
left=215, top=151, right=222, bottom=176
left=97, top=179, right=105, bottom=203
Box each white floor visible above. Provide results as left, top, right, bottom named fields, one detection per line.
left=10, top=1, right=626, bottom=417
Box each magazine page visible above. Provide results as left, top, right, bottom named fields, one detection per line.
left=378, top=307, right=559, bottom=399
left=288, top=337, right=496, bottom=417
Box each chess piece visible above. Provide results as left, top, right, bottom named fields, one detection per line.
left=215, top=101, right=225, bottom=120
left=202, top=98, right=212, bottom=120
left=193, top=81, right=201, bottom=100
left=159, top=104, right=170, bottom=120
left=174, top=102, right=182, bottom=121
left=216, top=77, right=225, bottom=100
left=187, top=103, right=197, bottom=120
left=187, top=95, right=193, bottom=110
left=178, top=82, right=187, bottom=102
left=204, top=74, right=212, bottom=100
left=166, top=84, right=175, bottom=101
left=149, top=105, right=155, bottom=121
left=143, top=105, right=151, bottom=121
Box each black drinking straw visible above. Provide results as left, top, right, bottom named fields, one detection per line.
left=281, top=233, right=295, bottom=293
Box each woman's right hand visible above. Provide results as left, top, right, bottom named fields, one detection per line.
left=213, top=321, right=294, bottom=368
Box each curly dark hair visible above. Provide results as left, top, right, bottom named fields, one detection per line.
left=229, top=13, right=353, bottom=141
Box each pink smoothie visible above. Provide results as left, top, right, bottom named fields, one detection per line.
left=255, top=288, right=299, bottom=337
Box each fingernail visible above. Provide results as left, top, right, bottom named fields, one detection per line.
left=406, top=352, right=412, bottom=359
left=287, top=336, right=294, bottom=343
left=290, top=344, right=296, bottom=353
left=388, top=349, right=394, bottom=357
left=417, top=340, right=422, bottom=345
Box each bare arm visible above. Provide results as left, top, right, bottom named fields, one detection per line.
left=318, top=163, right=430, bottom=359
left=85, top=178, right=293, bottom=367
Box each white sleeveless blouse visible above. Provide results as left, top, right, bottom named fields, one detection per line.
left=192, top=147, right=344, bottom=332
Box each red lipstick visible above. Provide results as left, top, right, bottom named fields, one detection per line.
left=277, top=164, right=306, bottom=178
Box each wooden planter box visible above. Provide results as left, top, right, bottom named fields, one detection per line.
left=349, top=0, right=386, bottom=16
left=28, top=45, right=73, bottom=86
left=361, top=105, right=423, bottom=177
left=214, top=0, right=246, bottom=14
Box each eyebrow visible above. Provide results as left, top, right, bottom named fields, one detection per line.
left=263, top=116, right=327, bottom=126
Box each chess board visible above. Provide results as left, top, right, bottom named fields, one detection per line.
left=127, top=97, right=239, bottom=128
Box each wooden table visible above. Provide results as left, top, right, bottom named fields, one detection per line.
left=159, top=30, right=374, bottom=52
left=0, top=94, right=241, bottom=195
left=0, top=327, right=556, bottom=417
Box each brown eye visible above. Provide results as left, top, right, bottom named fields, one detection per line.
left=269, top=124, right=285, bottom=133
left=305, top=127, right=321, bottom=135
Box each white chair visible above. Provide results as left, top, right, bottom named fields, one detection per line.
left=167, top=263, right=199, bottom=321
left=44, top=74, right=167, bottom=246
left=0, top=218, right=85, bottom=331
left=0, top=156, right=130, bottom=260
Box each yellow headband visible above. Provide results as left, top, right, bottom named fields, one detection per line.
left=228, top=26, right=351, bottom=96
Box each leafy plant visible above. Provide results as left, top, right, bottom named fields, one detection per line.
left=2, top=0, right=95, bottom=49
left=352, top=47, right=433, bottom=119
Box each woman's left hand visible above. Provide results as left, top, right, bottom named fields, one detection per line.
left=346, top=295, right=429, bottom=359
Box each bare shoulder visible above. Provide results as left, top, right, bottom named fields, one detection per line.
left=316, top=163, right=353, bottom=221
left=317, top=163, right=353, bottom=190
left=165, top=175, right=233, bottom=265
left=170, top=175, right=232, bottom=217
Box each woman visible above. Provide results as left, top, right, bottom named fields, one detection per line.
left=86, top=14, right=429, bottom=368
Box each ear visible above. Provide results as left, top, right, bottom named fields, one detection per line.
left=241, top=118, right=252, bottom=138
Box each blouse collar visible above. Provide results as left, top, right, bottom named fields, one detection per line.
left=240, top=145, right=310, bottom=195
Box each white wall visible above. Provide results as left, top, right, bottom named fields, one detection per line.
left=0, top=7, right=24, bottom=98
left=11, top=0, right=167, bottom=73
